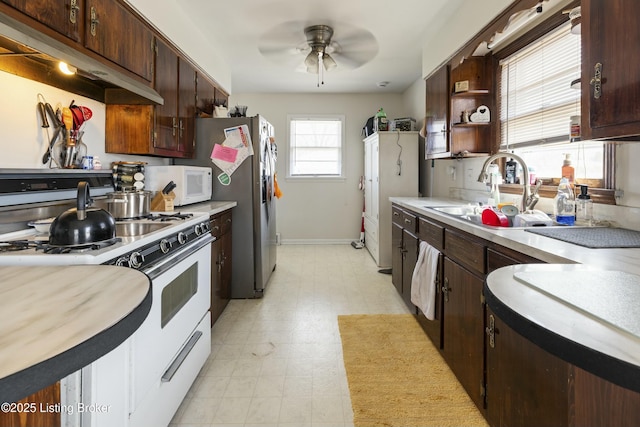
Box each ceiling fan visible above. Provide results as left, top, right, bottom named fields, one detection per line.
left=258, top=21, right=378, bottom=87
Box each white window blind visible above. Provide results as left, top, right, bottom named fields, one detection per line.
left=500, top=23, right=581, bottom=149
left=288, top=116, right=344, bottom=177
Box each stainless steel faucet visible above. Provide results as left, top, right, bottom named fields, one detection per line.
left=477, top=152, right=539, bottom=213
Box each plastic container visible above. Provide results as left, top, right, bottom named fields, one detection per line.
left=554, top=177, right=576, bottom=225
left=375, top=108, right=388, bottom=131
left=576, top=184, right=593, bottom=226
left=562, top=154, right=575, bottom=184
left=481, top=207, right=509, bottom=227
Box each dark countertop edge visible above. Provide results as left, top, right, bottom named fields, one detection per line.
left=484, top=282, right=640, bottom=393
left=0, top=278, right=152, bottom=403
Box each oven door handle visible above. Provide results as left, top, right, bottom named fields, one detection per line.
left=161, top=330, right=203, bottom=383
left=144, top=234, right=215, bottom=280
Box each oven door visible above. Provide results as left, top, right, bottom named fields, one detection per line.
left=129, top=236, right=212, bottom=426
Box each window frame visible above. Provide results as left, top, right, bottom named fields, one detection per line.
left=286, top=114, right=346, bottom=180
left=491, top=12, right=615, bottom=203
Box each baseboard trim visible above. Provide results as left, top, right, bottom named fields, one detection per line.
left=280, top=239, right=355, bottom=245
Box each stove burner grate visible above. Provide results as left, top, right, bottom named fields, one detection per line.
left=41, top=237, right=122, bottom=254
left=150, top=212, right=194, bottom=222
left=0, top=240, right=44, bottom=252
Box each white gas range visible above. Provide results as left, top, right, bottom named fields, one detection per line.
left=0, top=169, right=213, bottom=427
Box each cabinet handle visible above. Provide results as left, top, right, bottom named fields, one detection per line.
left=69, top=0, right=79, bottom=24
left=393, top=211, right=399, bottom=217
left=172, top=117, right=178, bottom=136
left=442, top=277, right=450, bottom=302
left=486, top=314, right=495, bottom=348
left=90, top=7, right=100, bottom=37
left=404, top=218, right=412, bottom=224
left=179, top=119, right=185, bottom=138
left=590, top=62, right=602, bottom=100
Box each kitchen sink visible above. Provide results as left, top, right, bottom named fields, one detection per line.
left=427, top=205, right=557, bottom=229
left=115, top=221, right=172, bottom=237
left=428, top=205, right=486, bottom=225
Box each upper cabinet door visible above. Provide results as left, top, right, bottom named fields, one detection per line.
left=582, top=0, right=640, bottom=140
left=84, top=0, right=153, bottom=82
left=425, top=65, right=449, bottom=158
left=2, top=0, right=82, bottom=42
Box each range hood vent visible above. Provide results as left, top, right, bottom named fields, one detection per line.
left=0, top=13, right=163, bottom=105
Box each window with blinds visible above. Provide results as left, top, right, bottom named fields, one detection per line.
left=288, top=116, right=344, bottom=177
left=499, top=22, right=604, bottom=181
left=499, top=23, right=580, bottom=148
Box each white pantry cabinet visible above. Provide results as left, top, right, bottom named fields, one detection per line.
left=363, top=131, right=419, bottom=268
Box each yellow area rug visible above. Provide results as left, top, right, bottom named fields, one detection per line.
left=338, top=314, right=488, bottom=427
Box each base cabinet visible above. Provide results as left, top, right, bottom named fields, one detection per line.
left=442, top=256, right=485, bottom=410
left=0, top=382, right=60, bottom=427
left=210, top=209, right=232, bottom=325
left=485, top=307, right=569, bottom=427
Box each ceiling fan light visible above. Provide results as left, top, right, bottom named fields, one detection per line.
left=304, top=51, right=318, bottom=68
left=323, top=53, right=337, bottom=71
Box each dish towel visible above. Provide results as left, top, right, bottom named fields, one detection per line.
left=411, top=241, right=440, bottom=320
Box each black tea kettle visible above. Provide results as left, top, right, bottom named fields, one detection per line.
left=49, top=181, right=117, bottom=247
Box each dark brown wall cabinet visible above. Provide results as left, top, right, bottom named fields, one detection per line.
left=84, top=0, right=153, bottom=82
left=426, top=56, right=495, bottom=159
left=2, top=0, right=82, bottom=42
left=105, top=39, right=197, bottom=158
left=581, top=0, right=640, bottom=140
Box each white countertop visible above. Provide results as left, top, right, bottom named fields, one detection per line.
left=183, top=200, right=237, bottom=215
left=0, top=265, right=151, bottom=402
left=393, top=197, right=640, bottom=389
left=486, top=264, right=640, bottom=392
left=390, top=197, right=640, bottom=275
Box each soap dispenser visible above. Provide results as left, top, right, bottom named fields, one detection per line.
left=554, top=177, right=576, bottom=225
left=576, top=185, right=593, bottom=226
left=562, top=154, right=575, bottom=184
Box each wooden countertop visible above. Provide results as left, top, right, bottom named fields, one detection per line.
left=0, top=265, right=151, bottom=403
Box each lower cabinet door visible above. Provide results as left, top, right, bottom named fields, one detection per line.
left=485, top=307, right=569, bottom=427
left=401, top=229, right=418, bottom=309
left=442, top=257, right=485, bottom=410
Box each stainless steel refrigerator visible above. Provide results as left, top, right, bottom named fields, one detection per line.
left=177, top=115, right=277, bottom=298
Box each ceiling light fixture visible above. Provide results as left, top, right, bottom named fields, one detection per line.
left=304, top=25, right=338, bottom=87
left=487, top=2, right=544, bottom=50
left=58, top=62, right=77, bottom=75
left=377, top=81, right=390, bottom=88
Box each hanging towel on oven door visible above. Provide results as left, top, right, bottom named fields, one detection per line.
left=411, top=241, right=440, bottom=320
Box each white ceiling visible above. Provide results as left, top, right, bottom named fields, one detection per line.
left=174, top=0, right=467, bottom=94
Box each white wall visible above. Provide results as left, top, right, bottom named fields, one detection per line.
left=229, top=92, right=406, bottom=244
left=0, top=71, right=168, bottom=169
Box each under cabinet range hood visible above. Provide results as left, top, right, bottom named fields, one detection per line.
left=0, top=12, right=163, bottom=105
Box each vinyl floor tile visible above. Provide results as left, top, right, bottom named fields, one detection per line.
left=170, top=244, right=409, bottom=427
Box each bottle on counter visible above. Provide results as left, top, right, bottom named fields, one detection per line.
left=576, top=184, right=593, bottom=226
left=487, top=163, right=501, bottom=207
left=554, top=177, right=576, bottom=225
left=562, top=153, right=575, bottom=184
left=505, top=156, right=517, bottom=184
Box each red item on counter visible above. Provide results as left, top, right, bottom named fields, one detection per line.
left=482, top=207, right=509, bottom=227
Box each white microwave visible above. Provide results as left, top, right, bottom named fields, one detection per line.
left=145, top=165, right=212, bottom=206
